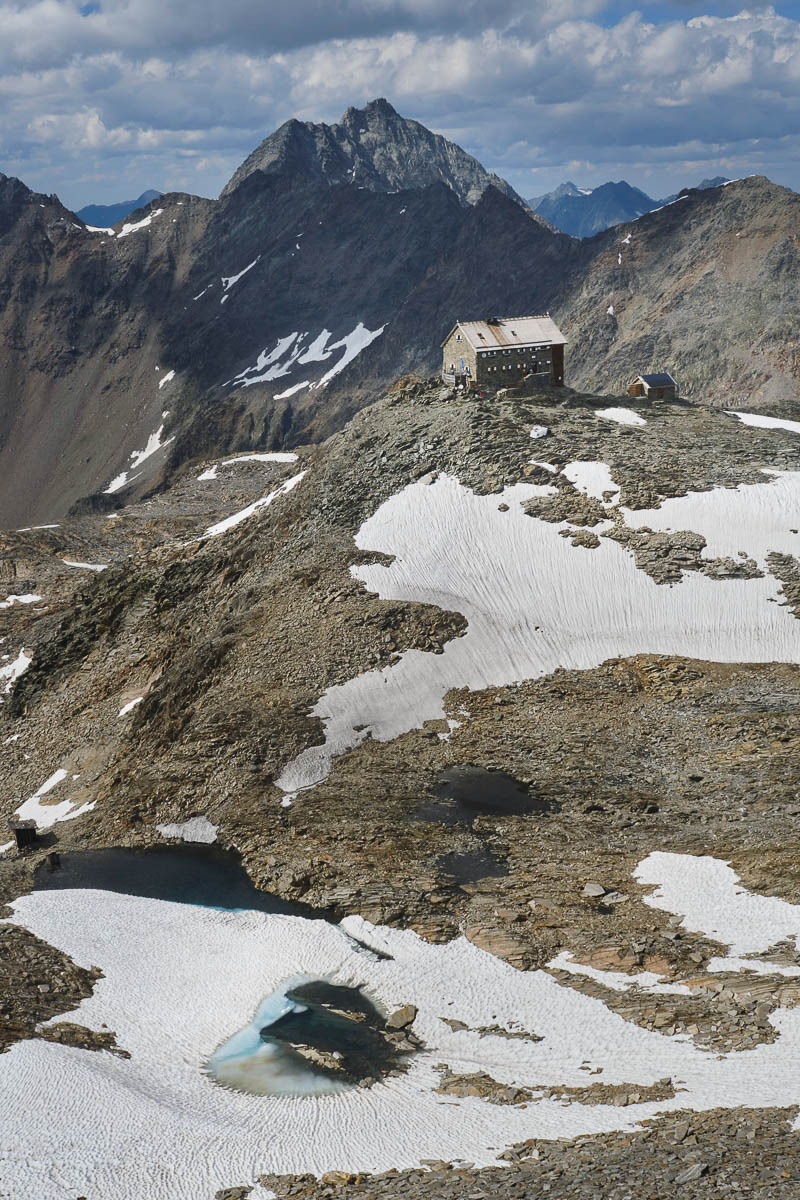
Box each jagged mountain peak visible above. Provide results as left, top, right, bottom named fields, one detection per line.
left=221, top=99, right=525, bottom=208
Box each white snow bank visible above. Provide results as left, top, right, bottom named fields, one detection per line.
left=597, top=407, right=646, bottom=427
left=5, top=853, right=800, bottom=1196
left=636, top=853, right=800, bottom=976
left=275, top=380, right=310, bottom=399
left=726, top=411, right=800, bottom=436
left=234, top=323, right=385, bottom=391
left=0, top=648, right=31, bottom=695
left=15, top=767, right=94, bottom=829
left=310, top=322, right=385, bottom=388
left=62, top=560, right=108, bottom=572
left=623, top=470, right=800, bottom=568
left=118, top=697, right=143, bottom=717
left=0, top=594, right=42, bottom=608
left=277, top=471, right=800, bottom=793
left=85, top=225, right=115, bottom=235
left=197, top=452, right=298, bottom=482
left=155, top=815, right=217, bottom=843
left=117, top=208, right=163, bottom=238
left=233, top=332, right=302, bottom=387
left=158, top=370, right=175, bottom=390
left=203, top=471, right=306, bottom=538
left=104, top=421, right=174, bottom=493
left=562, top=461, right=620, bottom=503
left=221, top=258, right=259, bottom=297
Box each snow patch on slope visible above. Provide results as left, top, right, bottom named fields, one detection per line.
left=104, top=422, right=174, bottom=494
left=14, top=768, right=94, bottom=829
left=0, top=594, right=42, bottom=609
left=277, top=471, right=800, bottom=794
left=156, top=816, right=218, bottom=843
left=117, top=208, right=163, bottom=238
left=597, top=407, right=646, bottom=427
left=203, top=471, right=306, bottom=538
left=233, top=323, right=385, bottom=390
left=0, top=649, right=31, bottom=697
left=726, top=411, right=800, bottom=436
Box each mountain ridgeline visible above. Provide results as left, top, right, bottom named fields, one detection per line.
left=221, top=98, right=527, bottom=207
left=0, top=98, right=797, bottom=527
left=76, top=190, right=162, bottom=228
left=529, top=177, right=730, bottom=237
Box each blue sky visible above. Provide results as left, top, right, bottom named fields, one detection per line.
left=0, top=1, right=798, bottom=208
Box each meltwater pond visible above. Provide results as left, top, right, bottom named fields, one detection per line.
left=418, top=764, right=558, bottom=826
left=32, top=843, right=331, bottom=919
left=206, top=977, right=411, bottom=1097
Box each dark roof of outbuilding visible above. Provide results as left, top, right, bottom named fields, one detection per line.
left=639, top=372, right=676, bottom=387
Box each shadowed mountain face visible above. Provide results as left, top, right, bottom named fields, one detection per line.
left=0, top=99, right=797, bottom=528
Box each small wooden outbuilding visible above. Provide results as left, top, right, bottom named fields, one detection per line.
left=441, top=315, right=567, bottom=390
left=628, top=372, right=678, bottom=401
left=8, top=819, right=37, bottom=851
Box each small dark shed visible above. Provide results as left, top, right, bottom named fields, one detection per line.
left=628, top=372, right=678, bottom=401
left=8, top=819, right=37, bottom=851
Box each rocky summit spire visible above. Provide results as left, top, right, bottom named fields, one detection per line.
left=220, top=99, right=525, bottom=208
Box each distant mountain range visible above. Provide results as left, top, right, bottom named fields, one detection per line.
left=528, top=177, right=729, bottom=237
left=76, top=189, right=162, bottom=228
left=0, top=98, right=797, bottom=528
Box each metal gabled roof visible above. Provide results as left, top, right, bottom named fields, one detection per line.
left=638, top=372, right=677, bottom=387
left=441, top=315, right=567, bottom=350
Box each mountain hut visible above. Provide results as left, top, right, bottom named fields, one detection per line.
left=628, top=372, right=678, bottom=401
left=441, top=316, right=567, bottom=390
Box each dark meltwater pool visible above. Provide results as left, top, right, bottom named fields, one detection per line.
left=417, top=764, right=558, bottom=826
left=434, top=847, right=509, bottom=884
left=32, top=844, right=331, bottom=920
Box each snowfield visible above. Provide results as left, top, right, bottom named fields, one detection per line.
left=726, top=410, right=800, bottom=436
left=1, top=648, right=31, bottom=696
left=597, top=407, right=647, bottom=426
left=277, top=469, right=800, bottom=794
left=3, top=854, right=800, bottom=1197
left=104, top=420, right=174, bottom=494
left=14, top=767, right=95, bottom=829
left=232, top=322, right=385, bottom=390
